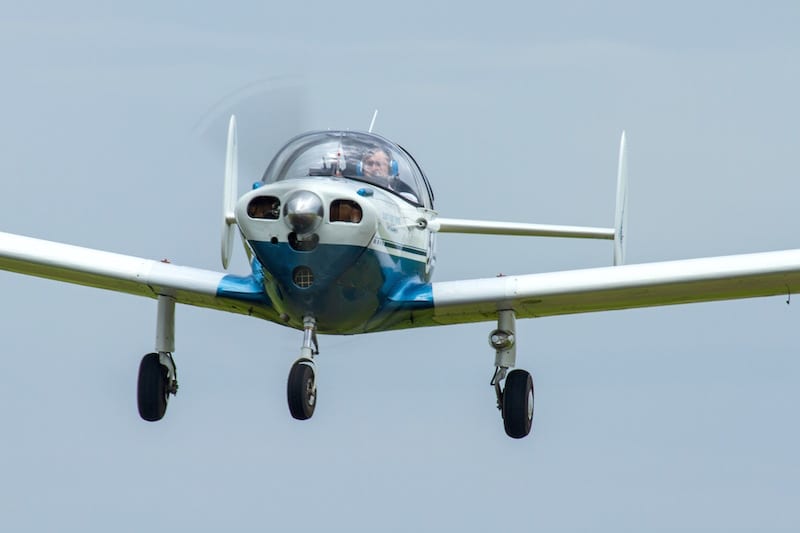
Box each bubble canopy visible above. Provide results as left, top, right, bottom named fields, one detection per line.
left=261, top=131, right=433, bottom=208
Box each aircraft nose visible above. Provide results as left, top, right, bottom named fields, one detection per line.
left=283, top=190, right=324, bottom=235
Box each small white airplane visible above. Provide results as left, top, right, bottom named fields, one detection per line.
left=2, top=115, right=800, bottom=439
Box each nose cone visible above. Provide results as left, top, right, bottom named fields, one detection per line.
left=283, top=190, right=324, bottom=235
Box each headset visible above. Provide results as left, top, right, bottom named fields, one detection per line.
left=356, top=147, right=399, bottom=177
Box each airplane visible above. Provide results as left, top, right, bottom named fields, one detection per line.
left=2, top=115, right=800, bottom=439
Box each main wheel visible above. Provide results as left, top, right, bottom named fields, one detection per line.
left=287, top=359, right=316, bottom=420
left=502, top=369, right=534, bottom=439
left=137, top=352, right=169, bottom=422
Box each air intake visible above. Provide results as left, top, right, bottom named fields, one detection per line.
left=292, top=266, right=314, bottom=288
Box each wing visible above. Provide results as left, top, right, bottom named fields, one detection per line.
left=0, top=231, right=275, bottom=320
left=417, top=249, right=800, bottom=325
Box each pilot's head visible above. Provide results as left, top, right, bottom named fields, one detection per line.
left=361, top=147, right=391, bottom=178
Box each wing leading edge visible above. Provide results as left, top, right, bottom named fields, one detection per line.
left=422, top=249, right=800, bottom=325
left=0, top=231, right=275, bottom=320
left=4, top=231, right=800, bottom=330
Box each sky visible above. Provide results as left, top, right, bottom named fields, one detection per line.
left=1, top=2, right=799, bottom=531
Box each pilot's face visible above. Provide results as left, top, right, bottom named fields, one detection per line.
left=362, top=150, right=390, bottom=177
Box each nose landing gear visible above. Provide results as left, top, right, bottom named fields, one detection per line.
left=287, top=316, right=319, bottom=420
left=490, top=310, right=534, bottom=439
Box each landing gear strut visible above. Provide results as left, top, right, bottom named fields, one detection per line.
left=490, top=310, right=534, bottom=439
left=287, top=316, right=318, bottom=420
left=137, top=295, right=179, bottom=421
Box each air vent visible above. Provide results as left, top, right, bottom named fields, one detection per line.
left=292, top=266, right=314, bottom=288
left=329, top=200, right=362, bottom=223
left=247, top=196, right=280, bottom=219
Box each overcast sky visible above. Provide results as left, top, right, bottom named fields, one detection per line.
left=1, top=2, right=799, bottom=532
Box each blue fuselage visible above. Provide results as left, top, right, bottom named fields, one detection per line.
left=251, top=240, right=431, bottom=333
left=224, top=176, right=435, bottom=334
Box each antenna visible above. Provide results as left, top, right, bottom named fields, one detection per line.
left=368, top=109, right=378, bottom=133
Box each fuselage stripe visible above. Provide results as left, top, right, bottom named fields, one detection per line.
left=372, top=238, right=427, bottom=257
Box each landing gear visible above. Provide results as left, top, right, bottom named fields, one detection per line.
left=287, top=316, right=318, bottom=420
left=287, top=359, right=316, bottom=419
left=137, top=295, right=179, bottom=422
left=490, top=309, right=534, bottom=439
left=502, top=369, right=534, bottom=439
left=137, top=351, right=178, bottom=421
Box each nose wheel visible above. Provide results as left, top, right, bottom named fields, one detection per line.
left=287, top=358, right=316, bottom=419
left=287, top=316, right=319, bottom=421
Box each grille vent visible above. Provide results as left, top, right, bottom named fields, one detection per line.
left=292, top=266, right=314, bottom=288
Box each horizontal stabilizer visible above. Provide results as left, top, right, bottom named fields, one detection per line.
left=429, top=218, right=614, bottom=240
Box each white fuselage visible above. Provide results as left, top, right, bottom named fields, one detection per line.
left=235, top=177, right=435, bottom=333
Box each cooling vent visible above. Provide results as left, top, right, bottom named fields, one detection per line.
left=247, top=196, right=280, bottom=219
left=292, top=266, right=314, bottom=288
left=329, top=200, right=362, bottom=223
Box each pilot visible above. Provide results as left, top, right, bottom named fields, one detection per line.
left=360, top=146, right=419, bottom=204
left=361, top=147, right=392, bottom=178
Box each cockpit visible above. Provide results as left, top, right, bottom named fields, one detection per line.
left=261, top=131, right=433, bottom=208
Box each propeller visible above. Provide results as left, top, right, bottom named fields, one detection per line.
left=193, top=78, right=310, bottom=269
left=221, top=115, right=237, bottom=269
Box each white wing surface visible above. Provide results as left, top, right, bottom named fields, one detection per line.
left=5, top=230, right=800, bottom=330
left=425, top=249, right=800, bottom=325
left=0, top=231, right=273, bottom=319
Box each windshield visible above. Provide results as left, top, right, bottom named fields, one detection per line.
left=262, top=131, right=432, bottom=207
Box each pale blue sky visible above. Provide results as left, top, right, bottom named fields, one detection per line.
left=1, top=3, right=799, bottom=531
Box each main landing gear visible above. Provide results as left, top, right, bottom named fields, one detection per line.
left=137, top=295, right=179, bottom=421
left=133, top=300, right=531, bottom=438
left=287, top=316, right=318, bottom=420
left=490, top=310, right=534, bottom=439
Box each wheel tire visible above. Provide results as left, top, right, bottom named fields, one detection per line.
left=502, top=369, right=534, bottom=439
left=137, top=352, right=168, bottom=422
left=287, top=359, right=316, bottom=420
